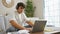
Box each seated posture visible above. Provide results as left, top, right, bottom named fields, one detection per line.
left=6, top=2, right=34, bottom=32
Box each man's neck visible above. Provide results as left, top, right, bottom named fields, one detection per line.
left=17, top=11, right=22, bottom=14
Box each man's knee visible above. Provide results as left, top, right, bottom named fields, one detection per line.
left=6, top=27, right=17, bottom=33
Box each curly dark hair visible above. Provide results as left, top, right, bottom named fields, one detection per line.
left=16, top=2, right=25, bottom=10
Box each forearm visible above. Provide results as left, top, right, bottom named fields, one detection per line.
left=10, top=20, right=25, bottom=30
left=26, top=21, right=34, bottom=26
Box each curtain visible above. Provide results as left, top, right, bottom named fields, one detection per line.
left=44, top=0, right=60, bottom=27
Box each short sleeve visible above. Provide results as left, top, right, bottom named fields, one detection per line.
left=4, top=12, right=17, bottom=29
left=7, top=12, right=16, bottom=22
left=22, top=12, right=29, bottom=21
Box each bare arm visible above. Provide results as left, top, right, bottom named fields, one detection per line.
left=10, top=20, right=25, bottom=30
left=26, top=21, right=34, bottom=26
left=23, top=13, right=34, bottom=27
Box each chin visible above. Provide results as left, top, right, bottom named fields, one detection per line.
left=19, top=12, right=21, bottom=13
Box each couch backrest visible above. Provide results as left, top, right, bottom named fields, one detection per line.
left=0, top=15, right=6, bottom=31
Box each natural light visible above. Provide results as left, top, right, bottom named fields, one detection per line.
left=44, top=0, right=60, bottom=27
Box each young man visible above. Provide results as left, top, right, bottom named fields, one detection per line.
left=6, top=2, right=34, bottom=32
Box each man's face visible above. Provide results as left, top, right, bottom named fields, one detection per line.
left=17, top=6, right=24, bottom=14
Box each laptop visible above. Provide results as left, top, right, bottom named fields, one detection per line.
left=30, top=20, right=47, bottom=33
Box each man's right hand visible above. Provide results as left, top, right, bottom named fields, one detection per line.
left=25, top=28, right=32, bottom=31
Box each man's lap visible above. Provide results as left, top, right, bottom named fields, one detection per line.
left=6, top=25, right=32, bottom=33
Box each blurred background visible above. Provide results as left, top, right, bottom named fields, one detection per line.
left=0, top=0, right=60, bottom=32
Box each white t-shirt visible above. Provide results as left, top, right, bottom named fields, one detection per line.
left=8, top=11, right=29, bottom=27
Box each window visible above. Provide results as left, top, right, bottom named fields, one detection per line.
left=44, top=0, right=60, bottom=27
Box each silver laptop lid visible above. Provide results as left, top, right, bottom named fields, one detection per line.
left=32, top=20, right=47, bottom=32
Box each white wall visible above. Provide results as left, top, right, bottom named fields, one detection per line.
left=32, top=0, right=44, bottom=19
